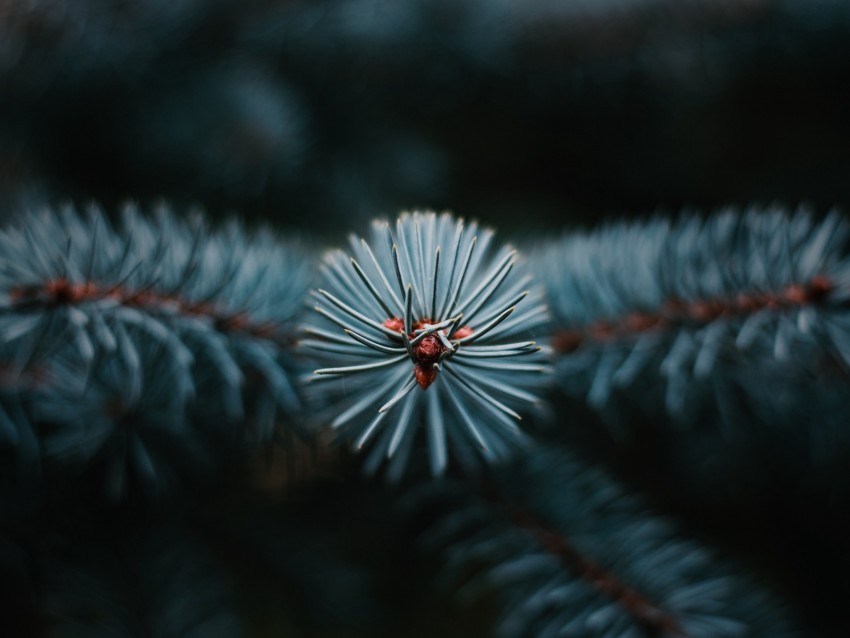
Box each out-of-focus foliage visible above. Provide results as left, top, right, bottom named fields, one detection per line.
left=540, top=206, right=850, bottom=432
left=0, top=204, right=312, bottom=500
left=536, top=206, right=850, bottom=507
left=409, top=446, right=800, bottom=637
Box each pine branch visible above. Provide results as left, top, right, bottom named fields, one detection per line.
left=302, top=211, right=552, bottom=479
left=410, top=447, right=801, bottom=637
left=536, top=206, right=850, bottom=436
left=0, top=203, right=313, bottom=499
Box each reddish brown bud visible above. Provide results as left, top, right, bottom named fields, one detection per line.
left=414, top=364, right=438, bottom=390
left=453, top=325, right=474, bottom=339
left=414, top=334, right=444, bottom=364
left=383, top=317, right=405, bottom=333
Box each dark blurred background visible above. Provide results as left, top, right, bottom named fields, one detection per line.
left=2, top=0, right=850, bottom=237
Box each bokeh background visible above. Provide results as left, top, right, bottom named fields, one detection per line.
left=3, top=0, right=850, bottom=236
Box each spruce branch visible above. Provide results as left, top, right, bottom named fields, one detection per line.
left=0, top=203, right=313, bottom=498
left=411, top=447, right=800, bottom=638
left=536, top=206, right=850, bottom=431
left=303, top=211, right=552, bottom=479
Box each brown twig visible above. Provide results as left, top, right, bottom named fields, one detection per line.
left=553, top=274, right=833, bottom=354
left=8, top=277, right=292, bottom=345
left=492, top=493, right=688, bottom=637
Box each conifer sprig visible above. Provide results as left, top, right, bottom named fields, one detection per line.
left=304, top=211, right=551, bottom=479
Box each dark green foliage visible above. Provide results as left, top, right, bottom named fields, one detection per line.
left=0, top=204, right=312, bottom=499
left=535, top=207, right=850, bottom=542
left=539, top=207, right=850, bottom=443
left=411, top=447, right=801, bottom=637
left=534, top=207, right=850, bottom=636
